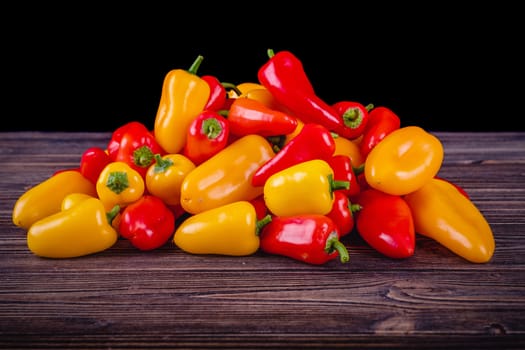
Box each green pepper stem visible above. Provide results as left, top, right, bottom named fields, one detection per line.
left=353, top=163, right=365, bottom=175
left=328, top=174, right=349, bottom=199
left=106, top=205, right=121, bottom=225
left=188, top=55, right=204, bottom=75
left=267, top=48, right=275, bottom=58
left=153, top=154, right=174, bottom=173
left=325, top=231, right=350, bottom=263
left=133, top=146, right=154, bottom=168
left=255, top=214, right=272, bottom=235
left=221, top=82, right=243, bottom=96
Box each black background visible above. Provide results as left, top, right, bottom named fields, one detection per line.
left=3, top=4, right=522, bottom=132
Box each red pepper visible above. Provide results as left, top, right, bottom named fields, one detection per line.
left=251, top=123, right=335, bottom=186
left=327, top=154, right=361, bottom=198
left=107, top=121, right=166, bottom=179
left=257, top=49, right=358, bottom=139
left=201, top=76, right=240, bottom=111
left=226, top=97, right=298, bottom=137
left=327, top=191, right=361, bottom=237
left=182, top=110, right=230, bottom=165
left=79, top=146, right=112, bottom=184
left=259, top=214, right=349, bottom=265
left=119, top=194, right=175, bottom=251
left=359, top=106, right=401, bottom=158
left=250, top=194, right=270, bottom=220
left=354, top=188, right=415, bottom=259
left=331, top=101, right=373, bottom=140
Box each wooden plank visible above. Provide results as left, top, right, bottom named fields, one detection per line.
left=1, top=131, right=524, bottom=349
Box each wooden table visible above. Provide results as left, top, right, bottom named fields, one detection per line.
left=1, top=131, right=524, bottom=349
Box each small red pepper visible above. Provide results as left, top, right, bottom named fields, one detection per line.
left=327, top=191, right=361, bottom=237
left=359, top=106, right=401, bottom=158
left=257, top=49, right=359, bottom=139
left=201, top=75, right=240, bottom=111
left=331, top=101, right=373, bottom=140
left=182, top=110, right=230, bottom=165
left=107, top=121, right=166, bottom=179
left=259, top=214, right=350, bottom=265
left=79, top=146, right=112, bottom=184
left=119, top=194, right=175, bottom=251
left=354, top=188, right=415, bottom=259
left=250, top=194, right=270, bottom=220
left=251, top=123, right=335, bottom=187
left=226, top=97, right=298, bottom=137
left=327, top=154, right=361, bottom=198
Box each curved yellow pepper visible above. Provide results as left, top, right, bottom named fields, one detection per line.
left=173, top=201, right=262, bottom=256
left=12, top=170, right=97, bottom=230
left=27, top=197, right=119, bottom=258
left=180, top=134, right=274, bottom=214
left=404, top=177, right=495, bottom=263
left=96, top=161, right=145, bottom=211
left=153, top=55, right=211, bottom=154
left=364, top=126, right=444, bottom=196
left=263, top=159, right=348, bottom=216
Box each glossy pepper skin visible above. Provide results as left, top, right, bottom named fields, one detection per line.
left=108, top=121, right=166, bottom=179
left=333, top=133, right=364, bottom=168
left=27, top=197, right=119, bottom=258
left=354, top=188, right=415, bottom=259
left=327, top=154, right=361, bottom=198
left=145, top=153, right=196, bottom=206
left=331, top=101, right=373, bottom=140
left=226, top=97, right=298, bottom=137
left=182, top=110, right=230, bottom=165
left=12, top=170, right=97, bottom=230
left=180, top=134, right=275, bottom=215
left=263, top=159, right=349, bottom=217
left=153, top=55, right=211, bottom=154
left=404, top=177, right=495, bottom=263
left=173, top=201, right=270, bottom=256
left=327, top=191, right=361, bottom=237
left=365, top=126, right=444, bottom=196
left=259, top=214, right=349, bottom=265
left=119, top=194, right=175, bottom=251
left=79, top=146, right=112, bottom=185
left=251, top=123, right=335, bottom=187
left=96, top=161, right=145, bottom=211
left=359, top=106, right=401, bottom=158
left=257, top=49, right=356, bottom=139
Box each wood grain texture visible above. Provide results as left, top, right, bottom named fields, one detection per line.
left=1, top=131, right=524, bottom=349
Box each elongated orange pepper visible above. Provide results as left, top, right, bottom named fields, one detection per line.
left=180, top=134, right=275, bottom=214
left=12, top=170, right=97, bottom=230
left=404, top=177, right=495, bottom=263
left=153, top=55, right=211, bottom=154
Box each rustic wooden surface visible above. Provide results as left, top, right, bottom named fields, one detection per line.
left=1, top=131, right=524, bottom=349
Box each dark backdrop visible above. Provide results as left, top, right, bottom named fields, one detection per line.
left=3, top=4, right=522, bottom=132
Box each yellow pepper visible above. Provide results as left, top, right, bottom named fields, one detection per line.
left=180, top=134, right=275, bottom=214
left=12, top=170, right=97, bottom=230
left=404, top=177, right=495, bottom=263
left=364, top=126, right=444, bottom=196
left=145, top=153, right=196, bottom=206
left=61, top=192, right=95, bottom=211
left=153, top=55, right=211, bottom=154
left=227, top=82, right=265, bottom=98
left=173, top=201, right=269, bottom=256
left=96, top=161, right=145, bottom=211
left=263, top=159, right=349, bottom=216
left=27, top=197, right=120, bottom=258
left=333, top=133, right=364, bottom=167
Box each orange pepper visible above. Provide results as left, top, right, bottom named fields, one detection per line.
left=364, top=126, right=443, bottom=196
left=404, top=177, right=495, bottom=263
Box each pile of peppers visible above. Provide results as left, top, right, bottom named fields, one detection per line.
left=12, top=49, right=495, bottom=265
